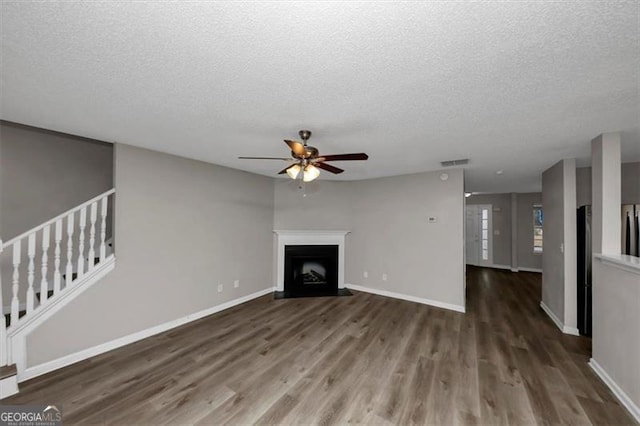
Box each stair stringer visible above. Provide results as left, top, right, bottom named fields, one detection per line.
left=7, top=255, right=116, bottom=380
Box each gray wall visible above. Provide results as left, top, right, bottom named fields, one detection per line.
left=274, top=170, right=466, bottom=310
left=349, top=171, right=465, bottom=309
left=466, top=193, right=512, bottom=267
left=576, top=162, right=640, bottom=207
left=273, top=180, right=354, bottom=230
left=542, top=159, right=577, bottom=330
left=466, top=192, right=542, bottom=271
left=620, top=162, right=640, bottom=205
left=27, top=144, right=275, bottom=366
left=1, top=122, right=114, bottom=309
left=542, top=161, right=566, bottom=322
left=516, top=193, right=543, bottom=270
left=0, top=122, right=114, bottom=240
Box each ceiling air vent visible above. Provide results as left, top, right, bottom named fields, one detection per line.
left=440, top=158, right=469, bottom=167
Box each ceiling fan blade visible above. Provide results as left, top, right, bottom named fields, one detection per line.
left=238, top=156, right=292, bottom=160
left=315, top=162, right=344, bottom=174
left=284, top=139, right=306, bottom=157
left=316, top=153, right=368, bottom=162
left=277, top=166, right=291, bottom=175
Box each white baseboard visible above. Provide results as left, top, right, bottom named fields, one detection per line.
left=539, top=301, right=580, bottom=336
left=589, top=358, right=640, bottom=423
left=491, top=264, right=512, bottom=270
left=346, top=284, right=465, bottom=313
left=467, top=264, right=543, bottom=274
left=0, top=374, right=19, bottom=399
left=516, top=267, right=543, bottom=273
left=19, top=287, right=275, bottom=383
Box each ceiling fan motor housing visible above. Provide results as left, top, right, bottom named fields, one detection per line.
left=291, top=145, right=319, bottom=159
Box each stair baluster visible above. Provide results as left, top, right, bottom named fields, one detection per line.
left=53, top=219, right=62, bottom=295
left=11, top=241, right=21, bottom=326
left=1, top=189, right=115, bottom=377
left=40, top=225, right=50, bottom=305
left=88, top=202, right=97, bottom=271
left=65, top=212, right=75, bottom=288
left=100, top=196, right=108, bottom=262
left=77, top=206, right=87, bottom=278
left=26, top=234, right=36, bottom=314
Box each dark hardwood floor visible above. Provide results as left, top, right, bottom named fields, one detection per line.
left=2, top=266, right=636, bottom=425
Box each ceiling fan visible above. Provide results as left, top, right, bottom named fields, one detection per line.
left=238, top=130, right=369, bottom=182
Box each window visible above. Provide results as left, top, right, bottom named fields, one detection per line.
left=533, top=205, right=543, bottom=253
left=481, top=208, right=490, bottom=260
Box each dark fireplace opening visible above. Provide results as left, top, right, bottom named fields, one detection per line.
left=284, top=245, right=339, bottom=297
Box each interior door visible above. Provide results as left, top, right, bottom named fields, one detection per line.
left=465, top=205, right=493, bottom=266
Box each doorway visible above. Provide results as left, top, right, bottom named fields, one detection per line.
left=465, top=204, right=493, bottom=267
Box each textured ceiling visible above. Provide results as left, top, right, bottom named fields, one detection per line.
left=1, top=1, right=638, bottom=192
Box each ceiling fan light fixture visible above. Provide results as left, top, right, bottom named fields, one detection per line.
left=286, top=164, right=301, bottom=179
left=303, top=164, right=320, bottom=182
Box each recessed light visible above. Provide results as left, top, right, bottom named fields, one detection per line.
left=496, top=170, right=504, bottom=175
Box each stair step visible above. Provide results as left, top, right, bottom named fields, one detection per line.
left=0, top=364, right=17, bottom=380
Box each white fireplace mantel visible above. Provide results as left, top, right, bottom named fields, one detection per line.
left=274, top=230, right=350, bottom=292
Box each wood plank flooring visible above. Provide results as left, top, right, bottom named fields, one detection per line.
left=2, top=266, right=636, bottom=425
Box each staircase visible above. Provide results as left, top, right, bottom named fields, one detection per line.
left=0, top=189, right=116, bottom=397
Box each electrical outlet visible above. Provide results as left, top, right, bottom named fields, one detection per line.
left=382, top=273, right=388, bottom=281
left=234, top=279, right=240, bottom=288
left=363, top=271, right=368, bottom=278
left=217, top=284, right=223, bottom=293
left=428, top=216, right=437, bottom=223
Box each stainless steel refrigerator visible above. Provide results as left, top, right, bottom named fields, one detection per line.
left=577, top=205, right=592, bottom=336
left=578, top=204, right=639, bottom=336
left=622, top=204, right=640, bottom=257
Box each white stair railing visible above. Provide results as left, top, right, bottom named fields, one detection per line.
left=0, top=189, right=115, bottom=366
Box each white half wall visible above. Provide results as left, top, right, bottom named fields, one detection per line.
left=591, top=257, right=640, bottom=422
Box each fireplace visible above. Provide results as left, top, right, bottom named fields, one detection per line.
left=285, top=245, right=338, bottom=296
left=273, top=230, right=351, bottom=298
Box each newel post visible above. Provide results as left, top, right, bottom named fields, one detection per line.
left=0, top=239, right=7, bottom=366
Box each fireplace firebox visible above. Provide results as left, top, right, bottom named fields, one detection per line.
left=283, top=245, right=339, bottom=297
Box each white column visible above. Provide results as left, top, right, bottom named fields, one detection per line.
left=592, top=133, right=622, bottom=255
left=563, top=159, right=577, bottom=332
left=511, top=193, right=518, bottom=271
